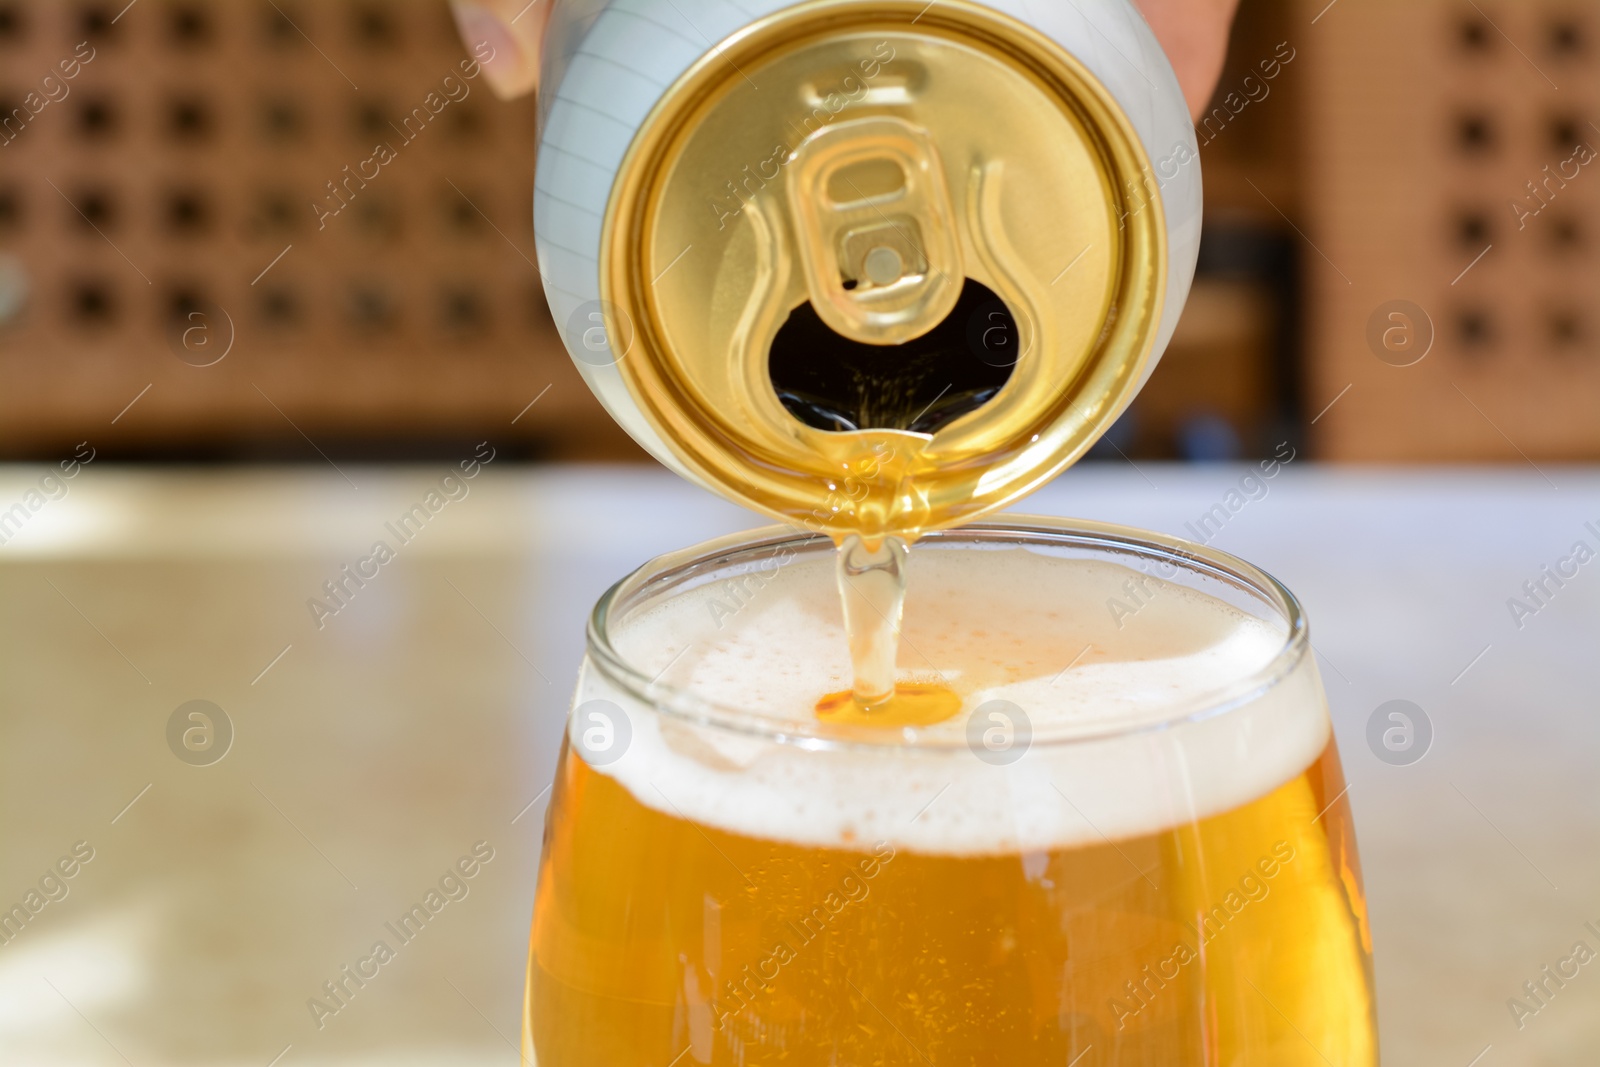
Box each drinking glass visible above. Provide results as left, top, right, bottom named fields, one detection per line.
left=523, top=517, right=1377, bottom=1065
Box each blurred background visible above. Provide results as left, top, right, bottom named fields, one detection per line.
left=3, top=2, right=1599, bottom=1066
left=0, top=0, right=1594, bottom=465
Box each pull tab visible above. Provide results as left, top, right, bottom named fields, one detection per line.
left=786, top=116, right=964, bottom=345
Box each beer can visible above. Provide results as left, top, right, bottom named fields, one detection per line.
left=535, top=0, right=1200, bottom=540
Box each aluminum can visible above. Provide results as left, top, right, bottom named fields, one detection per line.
left=535, top=0, right=1200, bottom=539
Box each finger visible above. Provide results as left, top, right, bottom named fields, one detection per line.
left=449, top=0, right=551, bottom=99
left=1134, top=0, right=1242, bottom=121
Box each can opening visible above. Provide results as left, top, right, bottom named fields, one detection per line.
left=769, top=278, right=1019, bottom=434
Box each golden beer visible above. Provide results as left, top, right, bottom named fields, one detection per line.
left=523, top=521, right=1379, bottom=1065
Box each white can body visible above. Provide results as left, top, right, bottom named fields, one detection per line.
left=533, top=0, right=1202, bottom=484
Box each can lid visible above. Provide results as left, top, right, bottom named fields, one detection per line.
left=603, top=0, right=1166, bottom=541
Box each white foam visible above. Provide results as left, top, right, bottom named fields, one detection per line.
left=574, top=545, right=1329, bottom=854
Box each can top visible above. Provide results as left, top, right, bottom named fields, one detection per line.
left=601, top=0, right=1168, bottom=542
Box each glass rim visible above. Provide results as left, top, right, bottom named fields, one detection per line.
left=585, top=515, right=1311, bottom=752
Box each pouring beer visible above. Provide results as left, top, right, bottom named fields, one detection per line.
left=531, top=523, right=1374, bottom=1064
left=519, top=0, right=1378, bottom=1063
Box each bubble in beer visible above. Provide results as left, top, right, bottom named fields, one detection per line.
left=1365, top=699, right=1432, bottom=766
left=1365, top=300, right=1434, bottom=367
left=565, top=300, right=635, bottom=368
left=573, top=699, right=633, bottom=766
left=966, top=699, right=1032, bottom=765
left=165, top=699, right=234, bottom=766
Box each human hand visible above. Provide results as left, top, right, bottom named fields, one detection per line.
left=1133, top=0, right=1242, bottom=120
left=450, top=0, right=1239, bottom=120
left=448, top=0, right=552, bottom=99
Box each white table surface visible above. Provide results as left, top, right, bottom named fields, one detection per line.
left=0, top=462, right=1595, bottom=1065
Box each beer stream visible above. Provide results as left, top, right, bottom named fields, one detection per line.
left=821, top=520, right=963, bottom=727
left=833, top=533, right=908, bottom=708
left=771, top=287, right=1019, bottom=724
left=776, top=307, right=1028, bottom=725
left=800, top=380, right=1001, bottom=727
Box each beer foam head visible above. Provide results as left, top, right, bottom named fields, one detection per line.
left=576, top=541, right=1327, bottom=854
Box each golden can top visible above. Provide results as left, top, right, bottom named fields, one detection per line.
left=601, top=0, right=1168, bottom=542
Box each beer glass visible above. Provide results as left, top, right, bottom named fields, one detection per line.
left=524, top=518, right=1377, bottom=1065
